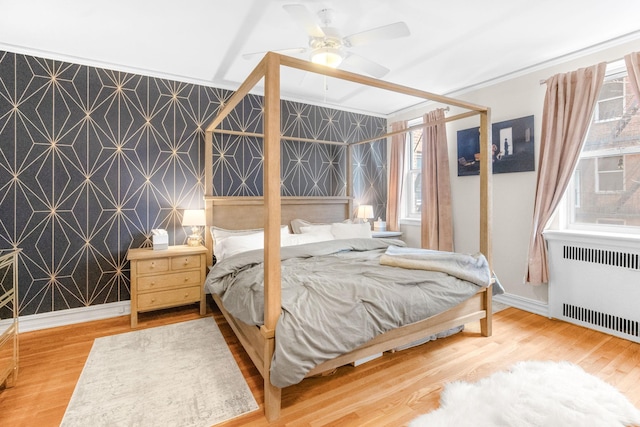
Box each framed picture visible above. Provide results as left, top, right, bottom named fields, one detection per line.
left=457, top=115, right=535, bottom=176
left=456, top=126, right=481, bottom=176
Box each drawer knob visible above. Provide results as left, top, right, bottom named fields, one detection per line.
left=150, top=282, right=155, bottom=287
left=184, top=277, right=189, bottom=282
left=150, top=262, right=155, bottom=268
left=184, top=293, right=189, bottom=298
left=183, top=259, right=189, bottom=265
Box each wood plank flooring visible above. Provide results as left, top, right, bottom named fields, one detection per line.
left=1, top=301, right=639, bottom=426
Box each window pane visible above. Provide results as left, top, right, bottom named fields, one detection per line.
left=407, top=171, right=421, bottom=216
left=599, top=79, right=623, bottom=100
left=596, top=79, right=623, bottom=121
left=414, top=172, right=421, bottom=214
left=568, top=71, right=640, bottom=231
left=598, top=171, right=623, bottom=192
left=402, top=118, right=424, bottom=219
left=598, top=155, right=622, bottom=172
left=411, top=129, right=422, bottom=169
left=597, top=98, right=623, bottom=120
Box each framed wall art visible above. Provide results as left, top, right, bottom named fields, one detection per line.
left=457, top=115, right=535, bottom=176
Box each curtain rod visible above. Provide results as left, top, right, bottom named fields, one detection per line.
left=539, top=57, right=626, bottom=85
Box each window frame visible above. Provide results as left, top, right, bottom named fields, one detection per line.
left=595, top=154, right=624, bottom=194
left=594, top=77, right=625, bottom=123
left=561, top=60, right=640, bottom=235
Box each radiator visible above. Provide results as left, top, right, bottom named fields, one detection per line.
left=545, top=230, right=640, bottom=343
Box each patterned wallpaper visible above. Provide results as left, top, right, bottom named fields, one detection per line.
left=213, top=96, right=387, bottom=211
left=0, top=50, right=386, bottom=316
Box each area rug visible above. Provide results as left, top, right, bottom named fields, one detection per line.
left=410, top=360, right=640, bottom=427
left=61, top=317, right=258, bottom=427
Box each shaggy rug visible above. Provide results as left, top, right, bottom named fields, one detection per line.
left=61, top=317, right=258, bottom=427
left=410, top=360, right=640, bottom=427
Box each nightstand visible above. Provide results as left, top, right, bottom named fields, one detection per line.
left=127, top=245, right=207, bottom=327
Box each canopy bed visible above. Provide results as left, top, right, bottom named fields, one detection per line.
left=203, top=52, right=493, bottom=421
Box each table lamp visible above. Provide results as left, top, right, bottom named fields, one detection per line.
left=182, top=209, right=206, bottom=246
left=357, top=205, right=374, bottom=225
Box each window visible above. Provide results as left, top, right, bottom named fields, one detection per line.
left=596, top=155, right=624, bottom=193
left=402, top=117, right=423, bottom=219
left=564, top=61, right=640, bottom=233
left=594, top=78, right=624, bottom=122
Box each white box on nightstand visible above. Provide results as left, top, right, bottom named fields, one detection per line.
left=151, top=229, right=168, bottom=250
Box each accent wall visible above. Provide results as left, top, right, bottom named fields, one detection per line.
left=0, top=50, right=386, bottom=317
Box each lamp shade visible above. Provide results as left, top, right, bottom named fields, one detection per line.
left=356, top=205, right=374, bottom=220
left=182, top=209, right=206, bottom=226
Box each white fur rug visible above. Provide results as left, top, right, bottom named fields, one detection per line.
left=410, top=360, right=640, bottom=427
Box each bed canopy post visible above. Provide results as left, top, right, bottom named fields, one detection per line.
left=204, top=131, right=214, bottom=263
left=347, top=144, right=354, bottom=216
left=262, top=54, right=282, bottom=336
left=479, top=109, right=493, bottom=337
left=478, top=109, right=493, bottom=265
left=262, top=52, right=283, bottom=421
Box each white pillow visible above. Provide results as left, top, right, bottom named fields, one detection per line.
left=330, top=222, right=372, bottom=239
left=217, top=231, right=264, bottom=260
left=212, top=225, right=290, bottom=260
left=282, top=231, right=334, bottom=247
left=300, top=224, right=332, bottom=234
left=291, top=218, right=352, bottom=234
left=290, top=218, right=313, bottom=234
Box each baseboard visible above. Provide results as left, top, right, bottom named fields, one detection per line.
left=18, top=301, right=131, bottom=333
left=494, top=293, right=549, bottom=318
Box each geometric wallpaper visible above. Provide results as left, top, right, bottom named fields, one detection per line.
left=213, top=95, right=387, bottom=206
left=0, top=49, right=386, bottom=316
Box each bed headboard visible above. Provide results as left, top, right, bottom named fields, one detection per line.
left=203, top=196, right=352, bottom=263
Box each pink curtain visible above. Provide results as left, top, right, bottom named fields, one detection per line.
left=386, top=121, right=407, bottom=231
left=421, top=108, right=453, bottom=251
left=625, top=51, right=640, bottom=99
left=525, top=63, right=606, bottom=284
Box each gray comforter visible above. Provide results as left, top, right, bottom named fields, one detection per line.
left=205, top=238, right=493, bottom=388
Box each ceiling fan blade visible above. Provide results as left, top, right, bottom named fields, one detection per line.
left=344, top=22, right=410, bottom=47
left=283, top=4, right=325, bottom=38
left=242, top=47, right=308, bottom=60
left=341, top=53, right=389, bottom=79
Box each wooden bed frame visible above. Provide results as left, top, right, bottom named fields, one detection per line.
left=203, top=52, right=493, bottom=421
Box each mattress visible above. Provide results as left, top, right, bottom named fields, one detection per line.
left=205, top=238, right=494, bottom=387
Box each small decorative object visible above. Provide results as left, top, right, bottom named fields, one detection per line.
left=182, top=209, right=206, bottom=247
left=151, top=229, right=168, bottom=250
left=373, top=217, right=386, bottom=232
left=356, top=205, right=374, bottom=225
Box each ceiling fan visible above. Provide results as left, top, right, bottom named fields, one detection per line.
left=242, top=4, right=410, bottom=78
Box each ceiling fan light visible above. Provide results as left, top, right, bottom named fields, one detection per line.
left=311, top=47, right=343, bottom=68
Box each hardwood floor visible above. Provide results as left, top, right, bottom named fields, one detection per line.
left=1, top=301, right=639, bottom=426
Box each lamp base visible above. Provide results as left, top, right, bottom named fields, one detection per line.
left=187, top=235, right=202, bottom=247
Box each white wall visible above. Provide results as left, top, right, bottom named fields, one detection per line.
left=392, top=37, right=640, bottom=307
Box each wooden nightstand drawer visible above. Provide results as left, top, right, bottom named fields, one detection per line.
left=137, top=270, right=201, bottom=292
left=137, top=286, right=201, bottom=311
left=171, top=254, right=201, bottom=271
left=136, top=258, right=170, bottom=274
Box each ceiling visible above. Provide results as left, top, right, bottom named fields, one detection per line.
left=2, top=0, right=640, bottom=116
